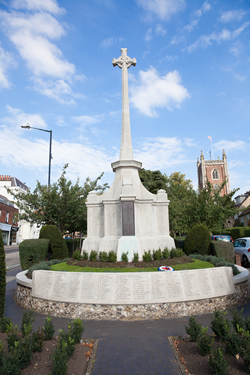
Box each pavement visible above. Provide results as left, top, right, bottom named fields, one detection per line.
left=4, top=246, right=250, bottom=374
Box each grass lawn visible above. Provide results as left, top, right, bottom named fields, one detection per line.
left=50, top=259, right=214, bottom=273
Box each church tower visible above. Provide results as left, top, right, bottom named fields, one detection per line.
left=197, top=149, right=230, bottom=196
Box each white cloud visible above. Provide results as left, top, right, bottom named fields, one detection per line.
left=72, top=115, right=103, bottom=129
left=155, top=25, right=167, bottom=36
left=220, top=10, right=246, bottom=23
left=100, top=37, right=123, bottom=48
left=186, top=29, right=231, bottom=52
left=134, top=137, right=192, bottom=170
left=184, top=2, right=211, bottom=32
left=145, top=28, right=153, bottom=41
left=232, top=22, right=250, bottom=38
left=11, top=0, right=65, bottom=15
left=130, top=67, right=190, bottom=117
left=159, top=54, right=178, bottom=63
left=32, top=78, right=84, bottom=104
left=214, top=140, right=247, bottom=153
left=0, top=107, right=113, bottom=185
left=137, top=0, right=186, bottom=21
left=0, top=47, right=15, bottom=89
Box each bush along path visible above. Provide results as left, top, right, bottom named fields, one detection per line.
left=171, top=308, right=250, bottom=374
left=0, top=310, right=95, bottom=375
left=0, top=230, right=6, bottom=319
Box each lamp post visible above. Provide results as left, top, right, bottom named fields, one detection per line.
left=21, top=123, right=52, bottom=187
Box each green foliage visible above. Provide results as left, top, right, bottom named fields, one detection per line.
left=210, top=241, right=234, bottom=263
left=225, top=330, right=241, bottom=356
left=143, top=250, right=152, bottom=262
left=40, top=225, right=69, bottom=259
left=82, top=250, right=88, bottom=260
left=108, top=250, right=117, bottom=263
left=89, top=250, right=97, bottom=261
left=6, top=323, right=20, bottom=351
left=44, top=315, right=55, bottom=340
left=210, top=310, right=231, bottom=341
left=208, top=346, right=229, bottom=375
left=58, top=328, right=75, bottom=358
left=31, top=327, right=44, bottom=352
left=162, top=247, right=170, bottom=259
left=245, top=316, right=250, bottom=333
left=185, top=315, right=203, bottom=342
left=139, top=168, right=167, bottom=194
left=170, top=248, right=184, bottom=258
left=67, top=318, right=85, bottom=344
left=99, top=251, right=108, bottom=262
left=0, top=316, right=12, bottom=332
left=8, top=164, right=109, bottom=235
left=19, top=239, right=50, bottom=270
left=1, top=342, right=22, bottom=374
left=51, top=339, right=68, bottom=375
left=231, top=227, right=246, bottom=241
left=197, top=327, right=214, bottom=356
left=0, top=229, right=6, bottom=318
left=21, top=310, right=34, bottom=337
left=133, top=253, right=139, bottom=262
left=184, top=224, right=211, bottom=256
left=231, top=308, right=244, bottom=333
left=190, top=253, right=240, bottom=276
left=72, top=249, right=81, bottom=261
left=153, top=249, right=162, bottom=260
left=121, top=252, right=128, bottom=262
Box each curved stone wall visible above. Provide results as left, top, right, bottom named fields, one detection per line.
left=14, top=266, right=250, bottom=320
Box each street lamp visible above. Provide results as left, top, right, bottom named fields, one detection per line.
left=21, top=123, right=52, bottom=187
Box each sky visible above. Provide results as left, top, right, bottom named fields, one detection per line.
left=0, top=0, right=249, bottom=197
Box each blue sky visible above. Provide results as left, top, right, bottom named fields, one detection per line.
left=0, top=0, right=249, bottom=196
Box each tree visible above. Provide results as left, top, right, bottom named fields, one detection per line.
left=7, top=164, right=109, bottom=235
left=188, top=180, right=239, bottom=232
left=165, top=172, right=195, bottom=238
left=139, top=168, right=168, bottom=194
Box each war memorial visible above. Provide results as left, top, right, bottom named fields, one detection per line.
left=15, top=49, right=249, bottom=320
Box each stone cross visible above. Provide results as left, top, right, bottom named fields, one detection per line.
left=112, top=48, right=137, bottom=161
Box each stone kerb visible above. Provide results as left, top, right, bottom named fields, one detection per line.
left=15, top=266, right=250, bottom=320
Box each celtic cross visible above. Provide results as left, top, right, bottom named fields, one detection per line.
left=112, top=48, right=137, bottom=161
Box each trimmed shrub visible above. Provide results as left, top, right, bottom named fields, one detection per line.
left=162, top=247, right=170, bottom=259
left=81, top=250, right=88, bottom=260
left=108, top=250, right=117, bottom=263
left=184, top=224, right=211, bottom=256
left=19, top=239, right=50, bottom=270
left=26, top=259, right=64, bottom=278
left=153, top=249, right=162, bottom=260
left=39, top=225, right=68, bottom=260
left=0, top=229, right=6, bottom=318
left=231, top=227, right=246, bottom=241
left=133, top=253, right=139, bottom=262
left=89, top=250, right=97, bottom=261
left=143, top=250, right=152, bottom=262
left=99, top=251, right=108, bottom=262
left=170, top=248, right=184, bottom=258
left=210, top=241, right=234, bottom=263
left=121, top=252, right=128, bottom=262
left=72, top=249, right=81, bottom=261
left=244, top=228, right=250, bottom=237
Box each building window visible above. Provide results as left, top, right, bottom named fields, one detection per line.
left=241, top=217, right=244, bottom=223
left=5, top=212, right=9, bottom=223
left=214, top=184, right=219, bottom=189
left=0, top=210, right=1, bottom=217
left=212, top=169, right=219, bottom=180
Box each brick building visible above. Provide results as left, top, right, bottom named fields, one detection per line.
left=197, top=149, right=230, bottom=196
left=0, top=194, right=18, bottom=245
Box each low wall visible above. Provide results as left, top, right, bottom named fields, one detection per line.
left=15, top=266, right=250, bottom=320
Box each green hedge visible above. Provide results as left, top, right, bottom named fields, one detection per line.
left=0, top=229, right=6, bottom=318
left=231, top=227, right=246, bottom=241
left=184, top=224, right=211, bottom=256
left=39, top=225, right=69, bottom=260
left=64, top=238, right=81, bottom=258
left=210, top=241, right=234, bottom=263
left=19, top=239, right=50, bottom=270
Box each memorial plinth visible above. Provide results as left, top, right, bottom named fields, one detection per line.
left=32, top=267, right=234, bottom=305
